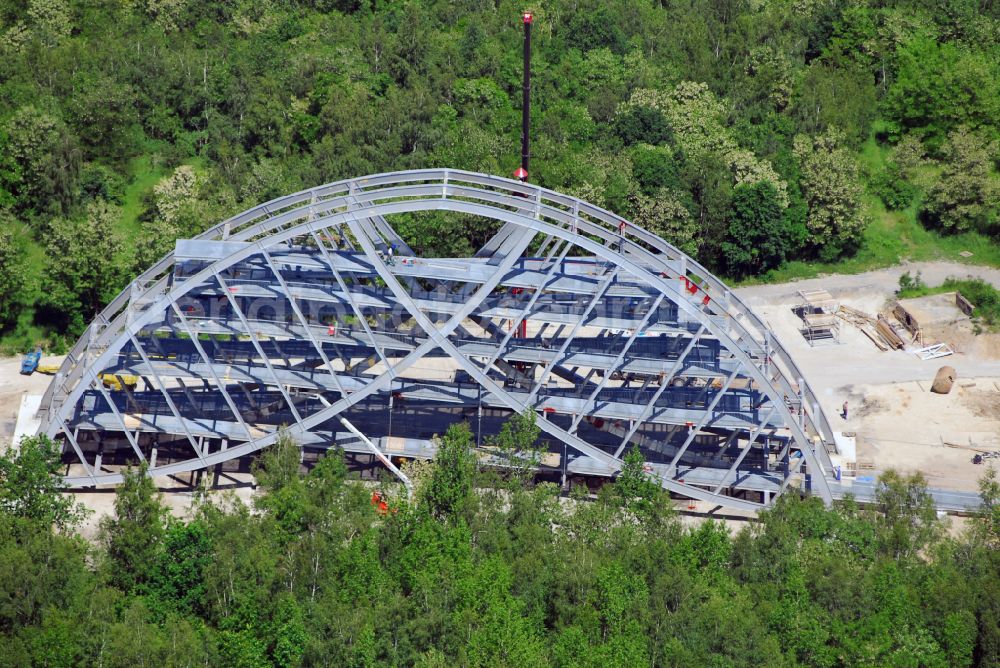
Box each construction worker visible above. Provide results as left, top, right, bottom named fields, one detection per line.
left=618, top=221, right=626, bottom=253
left=387, top=243, right=395, bottom=266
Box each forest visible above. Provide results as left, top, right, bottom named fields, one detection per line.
left=4, top=1, right=1000, bottom=665
left=2, top=0, right=1000, bottom=351
left=0, top=425, right=998, bottom=666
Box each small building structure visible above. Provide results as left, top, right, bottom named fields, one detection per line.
left=795, top=289, right=841, bottom=346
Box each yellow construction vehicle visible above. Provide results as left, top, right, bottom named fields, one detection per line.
left=99, top=374, right=139, bottom=391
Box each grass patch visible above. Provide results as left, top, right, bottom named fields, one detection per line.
left=741, top=139, right=1000, bottom=285
left=118, top=155, right=168, bottom=237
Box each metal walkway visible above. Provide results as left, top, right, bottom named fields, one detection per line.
left=35, top=169, right=843, bottom=511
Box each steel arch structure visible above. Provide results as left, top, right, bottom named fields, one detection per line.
left=37, top=169, right=838, bottom=510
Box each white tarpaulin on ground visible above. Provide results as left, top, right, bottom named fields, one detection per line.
left=12, top=393, right=41, bottom=448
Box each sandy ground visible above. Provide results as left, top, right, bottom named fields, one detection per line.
left=69, top=472, right=257, bottom=541
left=0, top=354, right=64, bottom=445
left=737, top=261, right=1000, bottom=493
left=847, top=379, right=1000, bottom=492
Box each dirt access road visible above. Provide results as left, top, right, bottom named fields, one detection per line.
left=738, top=261, right=1000, bottom=304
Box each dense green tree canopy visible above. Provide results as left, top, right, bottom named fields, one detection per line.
left=1, top=420, right=999, bottom=665
left=921, top=127, right=1000, bottom=234
left=0, top=0, right=997, bottom=349
left=722, top=181, right=793, bottom=278
left=0, top=435, right=86, bottom=530
left=40, top=198, right=127, bottom=334
left=0, top=223, right=24, bottom=329
left=794, top=130, right=866, bottom=260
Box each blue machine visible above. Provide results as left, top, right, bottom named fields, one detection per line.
left=20, top=348, right=41, bottom=375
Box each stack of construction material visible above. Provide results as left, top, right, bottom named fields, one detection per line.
left=875, top=315, right=906, bottom=350
left=892, top=302, right=922, bottom=345
left=837, top=305, right=917, bottom=351
left=837, top=305, right=887, bottom=350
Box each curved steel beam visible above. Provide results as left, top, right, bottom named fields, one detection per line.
left=40, top=170, right=834, bottom=509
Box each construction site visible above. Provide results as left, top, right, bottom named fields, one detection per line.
left=1, top=167, right=996, bottom=522
left=740, top=263, right=1000, bottom=499
left=2, top=17, right=998, bottom=519
left=6, top=170, right=839, bottom=512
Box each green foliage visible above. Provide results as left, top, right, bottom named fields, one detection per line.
left=148, top=519, right=211, bottom=616
left=872, top=163, right=918, bottom=211
left=792, top=62, right=878, bottom=147
left=3, top=106, right=80, bottom=216
left=485, top=410, right=542, bottom=486
left=873, top=470, right=941, bottom=560
left=629, top=144, right=682, bottom=197
left=794, top=130, right=866, bottom=260
left=882, top=38, right=1000, bottom=151
left=613, top=106, right=673, bottom=147
left=0, top=434, right=86, bottom=530
left=423, top=423, right=476, bottom=523
left=897, top=270, right=925, bottom=293
left=920, top=126, right=999, bottom=234
left=564, top=6, right=628, bottom=55
left=389, top=211, right=499, bottom=259
left=40, top=199, right=128, bottom=335
left=4, top=0, right=1000, bottom=344
left=722, top=181, right=793, bottom=278
left=946, top=278, right=1000, bottom=329
left=0, top=224, right=26, bottom=330
left=626, top=186, right=698, bottom=257
left=613, top=446, right=660, bottom=512
left=78, top=163, right=126, bottom=204
left=4, top=422, right=1000, bottom=666
left=99, top=464, right=167, bottom=593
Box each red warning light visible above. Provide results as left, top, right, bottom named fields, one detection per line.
left=522, top=12, right=533, bottom=24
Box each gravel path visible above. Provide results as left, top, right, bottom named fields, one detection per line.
left=736, top=261, right=1000, bottom=302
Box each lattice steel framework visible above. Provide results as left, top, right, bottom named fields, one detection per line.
left=36, top=170, right=838, bottom=510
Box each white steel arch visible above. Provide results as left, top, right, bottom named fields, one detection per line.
left=37, top=170, right=837, bottom=510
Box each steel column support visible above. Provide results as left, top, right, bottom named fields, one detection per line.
left=260, top=248, right=348, bottom=398
left=712, top=406, right=777, bottom=495
left=666, top=366, right=742, bottom=470
left=310, top=229, right=390, bottom=372
left=62, top=423, right=97, bottom=485
left=527, top=267, right=619, bottom=404
left=83, top=366, right=147, bottom=464
left=170, top=303, right=256, bottom=441
left=483, top=240, right=573, bottom=372
left=128, top=333, right=205, bottom=462
left=569, top=294, right=664, bottom=434
left=612, top=326, right=708, bottom=458
left=215, top=271, right=303, bottom=425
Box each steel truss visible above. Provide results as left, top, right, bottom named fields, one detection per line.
left=36, top=170, right=839, bottom=510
